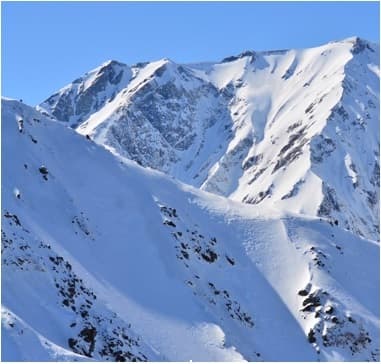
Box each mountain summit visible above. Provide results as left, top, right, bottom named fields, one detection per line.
left=38, top=38, right=380, bottom=241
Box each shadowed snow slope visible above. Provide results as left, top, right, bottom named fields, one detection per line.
left=2, top=98, right=379, bottom=361
left=38, top=38, right=380, bottom=241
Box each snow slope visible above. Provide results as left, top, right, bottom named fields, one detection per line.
left=2, top=99, right=379, bottom=361
left=39, top=37, right=380, bottom=241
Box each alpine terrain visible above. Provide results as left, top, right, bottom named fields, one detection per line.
left=2, top=37, right=380, bottom=361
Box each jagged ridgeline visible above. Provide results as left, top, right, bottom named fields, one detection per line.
left=38, top=37, right=379, bottom=241
left=2, top=36, right=379, bottom=362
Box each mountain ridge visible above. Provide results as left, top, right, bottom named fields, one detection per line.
left=2, top=36, right=380, bottom=361
left=37, top=37, right=380, bottom=241
left=2, top=98, right=379, bottom=361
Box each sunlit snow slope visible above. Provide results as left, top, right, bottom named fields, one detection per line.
left=38, top=37, right=380, bottom=241
left=2, top=98, right=379, bottom=361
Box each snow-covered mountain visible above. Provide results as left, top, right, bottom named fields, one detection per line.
left=3, top=37, right=380, bottom=361
left=38, top=37, right=380, bottom=241
left=2, top=98, right=379, bottom=361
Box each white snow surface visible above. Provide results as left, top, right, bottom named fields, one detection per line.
left=1, top=96, right=379, bottom=361
left=39, top=37, right=380, bottom=241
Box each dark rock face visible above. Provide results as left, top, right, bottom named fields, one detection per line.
left=281, top=179, right=305, bottom=200
left=242, top=153, right=263, bottom=171
left=310, top=135, right=336, bottom=164
left=318, top=184, right=341, bottom=217
left=243, top=184, right=273, bottom=205
left=221, top=50, right=255, bottom=63
left=48, top=91, right=75, bottom=122
left=130, top=81, right=199, bottom=150
left=97, top=64, right=233, bottom=173
left=40, top=61, right=131, bottom=125
left=107, top=110, right=179, bottom=172
left=351, top=37, right=374, bottom=55
left=75, top=63, right=124, bottom=117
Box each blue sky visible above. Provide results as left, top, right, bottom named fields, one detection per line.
left=2, top=1, right=379, bottom=105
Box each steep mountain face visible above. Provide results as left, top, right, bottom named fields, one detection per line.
left=38, top=37, right=380, bottom=241
left=39, top=60, right=133, bottom=127
left=40, top=59, right=234, bottom=181
left=2, top=99, right=380, bottom=361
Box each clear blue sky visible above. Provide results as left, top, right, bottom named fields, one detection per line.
left=2, top=1, right=379, bottom=105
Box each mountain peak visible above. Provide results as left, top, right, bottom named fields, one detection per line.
left=101, top=59, right=126, bottom=67
left=37, top=39, right=380, bottom=242
left=221, top=50, right=256, bottom=63
left=348, top=36, right=377, bottom=54
left=329, top=36, right=377, bottom=54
